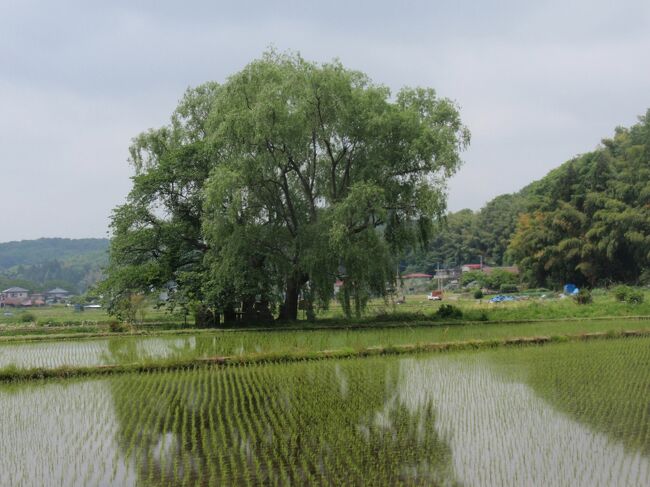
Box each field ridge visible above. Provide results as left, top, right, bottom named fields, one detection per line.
left=2, top=313, right=650, bottom=344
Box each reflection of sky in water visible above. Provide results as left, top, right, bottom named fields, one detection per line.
left=0, top=336, right=198, bottom=369
left=0, top=380, right=137, bottom=487
left=395, top=355, right=650, bottom=487
left=0, top=351, right=647, bottom=486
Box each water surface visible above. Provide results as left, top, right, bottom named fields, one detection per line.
left=1, top=337, right=648, bottom=486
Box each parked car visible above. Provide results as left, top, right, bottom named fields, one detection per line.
left=427, top=291, right=443, bottom=301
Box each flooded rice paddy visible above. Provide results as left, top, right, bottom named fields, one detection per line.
left=0, top=336, right=648, bottom=486
left=0, top=318, right=647, bottom=370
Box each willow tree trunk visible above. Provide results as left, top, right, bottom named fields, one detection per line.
left=241, top=296, right=257, bottom=324
left=223, top=305, right=237, bottom=327
left=278, top=275, right=305, bottom=321
left=194, top=306, right=220, bottom=328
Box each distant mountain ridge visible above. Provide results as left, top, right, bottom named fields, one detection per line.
left=0, top=238, right=109, bottom=268
left=0, top=238, right=109, bottom=293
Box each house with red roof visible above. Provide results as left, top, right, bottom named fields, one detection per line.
left=400, top=273, right=433, bottom=294
left=461, top=264, right=484, bottom=272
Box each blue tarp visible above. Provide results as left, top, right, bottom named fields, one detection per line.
left=563, top=284, right=579, bottom=295
left=490, top=295, right=516, bottom=303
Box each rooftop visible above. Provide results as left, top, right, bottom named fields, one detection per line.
left=402, top=273, right=433, bottom=279
left=48, top=288, right=70, bottom=294
left=2, top=287, right=29, bottom=293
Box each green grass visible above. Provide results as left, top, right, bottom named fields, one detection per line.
left=1, top=288, right=648, bottom=334
left=317, top=289, right=650, bottom=322
left=0, top=304, right=185, bottom=327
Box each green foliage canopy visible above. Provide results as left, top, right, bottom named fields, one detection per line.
left=104, top=51, right=469, bottom=323
left=401, top=193, right=526, bottom=273
left=460, top=269, right=518, bottom=290
left=403, top=109, right=650, bottom=290
left=508, top=111, right=650, bottom=287
left=101, top=82, right=221, bottom=323
left=203, top=52, right=469, bottom=319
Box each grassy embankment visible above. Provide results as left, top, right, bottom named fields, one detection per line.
left=1, top=289, right=649, bottom=335
left=0, top=304, right=183, bottom=327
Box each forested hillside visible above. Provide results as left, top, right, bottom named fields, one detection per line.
left=402, top=193, right=527, bottom=273
left=509, top=111, right=650, bottom=287
left=404, top=110, right=650, bottom=288
left=0, top=238, right=109, bottom=293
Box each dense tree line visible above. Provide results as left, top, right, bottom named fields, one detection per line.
left=508, top=111, right=650, bottom=287
left=404, top=110, right=650, bottom=289
left=402, top=192, right=526, bottom=272
left=103, top=52, right=469, bottom=325
left=0, top=260, right=104, bottom=293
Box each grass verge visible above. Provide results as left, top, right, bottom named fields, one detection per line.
left=1, top=314, right=649, bottom=344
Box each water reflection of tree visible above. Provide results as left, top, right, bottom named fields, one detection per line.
left=108, top=357, right=459, bottom=486
left=492, top=339, right=650, bottom=457
left=102, top=335, right=219, bottom=365
left=104, top=337, right=141, bottom=364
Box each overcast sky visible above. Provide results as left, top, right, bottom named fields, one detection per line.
left=1, top=0, right=649, bottom=243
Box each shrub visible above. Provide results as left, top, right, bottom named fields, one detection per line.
left=612, top=285, right=631, bottom=302
left=573, top=289, right=592, bottom=305
left=500, top=284, right=518, bottom=293
left=473, top=289, right=484, bottom=299
left=625, top=289, right=644, bottom=304
left=20, top=312, right=36, bottom=323
left=639, top=269, right=650, bottom=286
left=108, top=322, right=128, bottom=332
left=460, top=269, right=518, bottom=290
left=435, top=304, right=463, bottom=319
left=612, top=285, right=645, bottom=304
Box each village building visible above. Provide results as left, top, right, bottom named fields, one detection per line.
left=461, top=263, right=519, bottom=276
left=461, top=263, right=484, bottom=273
left=0, top=287, right=30, bottom=307
left=400, top=273, right=433, bottom=294
left=46, top=288, right=71, bottom=302
left=434, top=268, right=461, bottom=280
left=433, top=267, right=462, bottom=289
left=29, top=293, right=47, bottom=306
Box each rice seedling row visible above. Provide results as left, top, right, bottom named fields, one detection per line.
left=0, top=318, right=648, bottom=371
left=1, top=336, right=648, bottom=486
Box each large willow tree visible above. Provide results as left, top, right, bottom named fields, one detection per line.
left=104, top=51, right=469, bottom=325
left=102, top=82, right=221, bottom=325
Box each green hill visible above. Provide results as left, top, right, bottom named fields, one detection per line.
left=404, top=109, right=650, bottom=288
left=0, top=238, right=109, bottom=293
left=508, top=111, right=650, bottom=287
